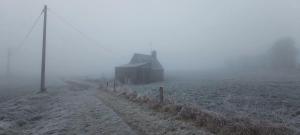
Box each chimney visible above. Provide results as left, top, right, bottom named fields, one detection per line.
left=151, top=50, right=157, bottom=59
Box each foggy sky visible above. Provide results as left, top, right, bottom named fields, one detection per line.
left=1, top=0, right=300, bottom=78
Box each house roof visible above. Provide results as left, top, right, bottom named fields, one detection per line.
left=118, top=53, right=163, bottom=70
left=117, top=62, right=148, bottom=68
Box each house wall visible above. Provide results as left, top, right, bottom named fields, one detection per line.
left=136, top=66, right=151, bottom=84
left=115, top=67, right=138, bottom=84
left=150, top=69, right=164, bottom=82
left=115, top=64, right=163, bottom=84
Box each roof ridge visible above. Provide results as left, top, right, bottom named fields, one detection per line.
left=134, top=53, right=151, bottom=56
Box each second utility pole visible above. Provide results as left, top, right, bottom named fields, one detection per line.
left=6, top=48, right=11, bottom=78
left=40, top=5, right=47, bottom=92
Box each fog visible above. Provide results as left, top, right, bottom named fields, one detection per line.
left=1, top=1, right=300, bottom=134
left=1, top=0, right=300, bottom=81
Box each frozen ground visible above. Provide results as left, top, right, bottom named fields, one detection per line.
left=0, top=76, right=62, bottom=103
left=128, top=72, right=300, bottom=131
left=0, top=83, right=36, bottom=103
left=97, top=88, right=212, bottom=135
left=0, top=83, right=136, bottom=135
left=0, top=80, right=211, bottom=135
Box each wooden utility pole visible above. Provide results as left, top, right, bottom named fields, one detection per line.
left=40, top=5, right=47, bottom=92
left=6, top=48, right=11, bottom=78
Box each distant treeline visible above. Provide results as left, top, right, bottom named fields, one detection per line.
left=227, top=37, right=299, bottom=72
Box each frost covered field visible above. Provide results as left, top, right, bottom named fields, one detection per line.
left=0, top=76, right=62, bottom=103
left=0, top=81, right=137, bottom=135
left=129, top=71, right=300, bottom=131
left=0, top=79, right=37, bottom=103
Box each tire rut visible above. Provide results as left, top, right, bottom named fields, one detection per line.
left=96, top=89, right=212, bottom=135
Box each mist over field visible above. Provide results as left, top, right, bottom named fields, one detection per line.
left=0, top=0, right=300, bottom=134
left=1, top=0, right=300, bottom=80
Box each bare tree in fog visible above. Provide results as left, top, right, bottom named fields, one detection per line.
left=225, top=37, right=299, bottom=73
left=268, top=37, right=298, bottom=70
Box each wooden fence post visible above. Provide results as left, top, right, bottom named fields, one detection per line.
left=113, top=80, right=116, bottom=91
left=159, top=87, right=164, bottom=104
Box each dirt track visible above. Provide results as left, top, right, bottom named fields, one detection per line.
left=96, top=88, right=212, bottom=135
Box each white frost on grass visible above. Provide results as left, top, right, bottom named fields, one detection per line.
left=0, top=85, right=136, bottom=135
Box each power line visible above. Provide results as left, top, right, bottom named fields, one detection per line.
left=36, top=0, right=46, bottom=7
left=41, top=0, right=46, bottom=5
left=14, top=10, right=44, bottom=52
left=47, top=8, right=120, bottom=56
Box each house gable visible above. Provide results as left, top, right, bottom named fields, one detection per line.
left=115, top=51, right=164, bottom=84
